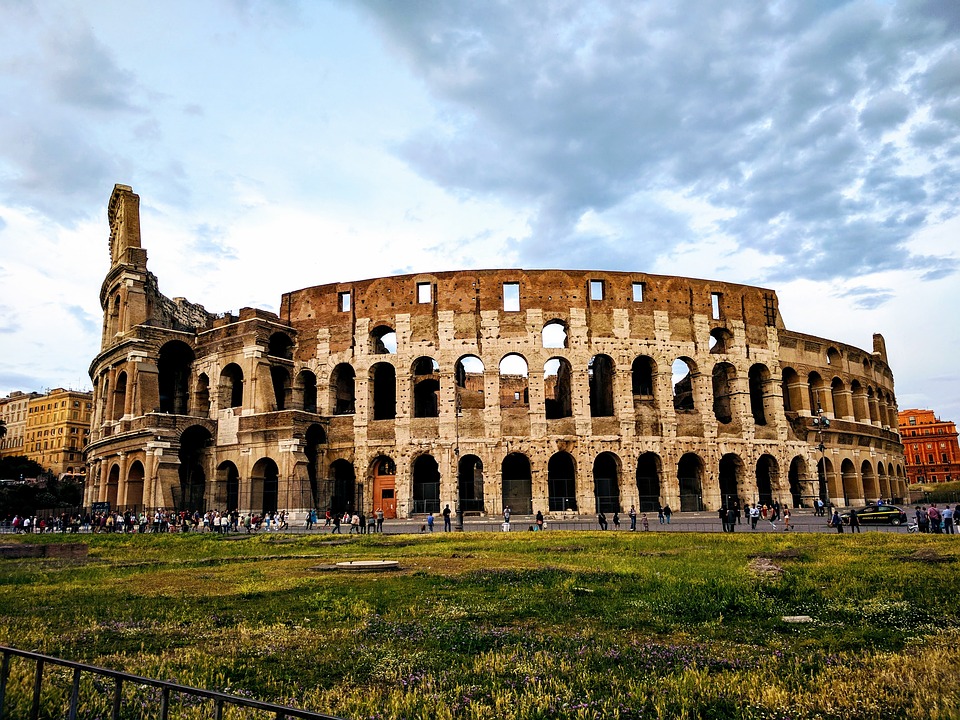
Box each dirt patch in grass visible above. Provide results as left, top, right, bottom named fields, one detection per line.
left=899, top=548, right=955, bottom=564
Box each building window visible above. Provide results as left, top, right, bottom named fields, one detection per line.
left=417, top=282, right=432, bottom=304
left=503, top=282, right=520, bottom=312
left=590, top=279, right=604, bottom=301
left=632, top=282, right=645, bottom=302
left=338, top=291, right=351, bottom=312
left=711, top=292, right=722, bottom=320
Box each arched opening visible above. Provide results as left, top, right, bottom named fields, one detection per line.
left=298, top=370, right=318, bottom=413
left=542, top=320, right=568, bottom=349
left=195, top=373, right=211, bottom=416
left=756, top=454, right=777, bottom=508
left=412, top=357, right=440, bottom=418
left=372, top=455, right=397, bottom=518
left=841, top=458, right=860, bottom=505
left=781, top=367, right=800, bottom=413
left=216, top=461, right=240, bottom=512
left=327, top=459, right=356, bottom=516
left=251, top=457, right=280, bottom=515
left=589, top=354, right=615, bottom=417
left=677, top=453, right=703, bottom=511
left=709, top=327, right=733, bottom=354
left=788, top=456, right=806, bottom=508
left=158, top=341, right=194, bottom=414
left=548, top=452, right=577, bottom=511
left=748, top=364, right=769, bottom=426
left=861, top=460, right=879, bottom=501
left=126, top=461, right=144, bottom=510
left=305, top=423, right=327, bottom=510
left=672, top=358, right=696, bottom=412
left=270, top=366, right=290, bottom=411
left=593, top=452, right=620, bottom=513
left=718, top=453, right=743, bottom=509
left=501, top=453, right=533, bottom=514
left=455, top=355, right=485, bottom=410
left=112, top=371, right=127, bottom=422
left=370, top=362, right=397, bottom=420
left=831, top=377, right=850, bottom=420
left=220, top=364, right=244, bottom=409
left=877, top=462, right=891, bottom=501
left=267, top=332, right=294, bottom=360
left=817, top=457, right=833, bottom=504
left=712, top=362, right=737, bottom=424
left=826, top=347, right=842, bottom=366
left=499, top=354, right=529, bottom=408
left=631, top=356, right=655, bottom=398
left=370, top=325, right=397, bottom=355
left=850, top=380, right=867, bottom=423
left=330, top=363, right=356, bottom=415
left=808, top=372, right=827, bottom=416
left=106, top=464, right=120, bottom=507
left=178, top=425, right=212, bottom=512
left=412, top=454, right=440, bottom=514
left=636, top=453, right=661, bottom=512
left=544, top=358, right=573, bottom=419
left=457, top=454, right=484, bottom=513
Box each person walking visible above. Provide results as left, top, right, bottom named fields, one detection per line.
left=612, top=512, right=620, bottom=530
left=426, top=512, right=435, bottom=532
left=848, top=507, right=861, bottom=533
left=663, top=505, right=672, bottom=524
left=442, top=504, right=452, bottom=532
left=831, top=509, right=844, bottom=533
left=750, top=504, right=760, bottom=530
left=783, top=508, right=791, bottom=531
left=597, top=511, right=608, bottom=530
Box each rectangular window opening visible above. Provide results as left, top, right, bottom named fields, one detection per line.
left=417, top=282, right=432, bottom=304
left=503, top=282, right=520, bottom=312
left=590, top=279, right=604, bottom=301
left=711, top=292, right=722, bottom=320
left=632, top=282, right=645, bottom=302
left=338, top=291, right=351, bottom=313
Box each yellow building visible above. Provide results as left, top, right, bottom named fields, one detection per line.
left=24, top=389, right=93, bottom=477
left=0, top=391, right=42, bottom=460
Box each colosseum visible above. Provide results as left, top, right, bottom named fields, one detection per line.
left=83, top=184, right=907, bottom=519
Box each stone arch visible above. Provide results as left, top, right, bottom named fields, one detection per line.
left=106, top=463, right=120, bottom=507
left=499, top=354, right=529, bottom=408
left=780, top=367, right=803, bottom=413
left=195, top=373, right=211, bottom=416
left=748, top=364, right=771, bottom=426
left=330, top=363, right=356, bottom=415
left=369, top=362, right=397, bottom=420
left=501, top=452, right=533, bottom=514
left=270, top=365, right=290, bottom=411
left=840, top=458, right=860, bottom=505
left=756, top=454, right=778, bottom=508
left=305, top=423, right=327, bottom=509
left=112, top=371, right=128, bottom=422
left=817, top=456, right=833, bottom=503
left=877, top=461, right=890, bottom=501
left=327, top=458, right=356, bottom=515
left=677, top=453, right=704, bottom=511
left=636, top=452, right=661, bottom=512
left=808, top=371, right=827, bottom=416
left=412, top=357, right=440, bottom=418
left=126, top=460, right=144, bottom=509
left=589, top=354, right=615, bottom=417
left=158, top=340, right=194, bottom=414
left=850, top=380, right=867, bottom=423
left=544, top=357, right=573, bottom=419
left=267, top=332, right=294, bottom=360
left=831, top=377, right=851, bottom=420
left=455, top=355, right=485, bottom=410
left=297, top=369, right=318, bottom=413
left=215, top=461, right=240, bottom=513
left=861, top=460, right=879, bottom=501
left=251, top=457, right=280, bottom=515
left=370, top=325, right=397, bottom=354
left=412, top=454, right=440, bottom=513
left=712, top=362, right=737, bottom=424
left=593, top=451, right=621, bottom=513
left=178, top=425, right=213, bottom=512
left=709, top=327, right=733, bottom=354
left=542, top=319, right=568, bottom=349
left=718, top=453, right=744, bottom=509
left=632, top=356, right=656, bottom=397
left=788, top=456, right=807, bottom=508
left=372, top=455, right=397, bottom=519
left=220, top=363, right=244, bottom=409
left=826, top=346, right=842, bottom=366
left=548, top=452, right=577, bottom=511
left=672, top=357, right=697, bottom=412
left=457, top=454, right=484, bottom=513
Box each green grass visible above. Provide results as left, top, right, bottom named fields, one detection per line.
left=1, top=531, right=958, bottom=719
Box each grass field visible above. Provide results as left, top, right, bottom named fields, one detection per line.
left=0, top=531, right=958, bottom=719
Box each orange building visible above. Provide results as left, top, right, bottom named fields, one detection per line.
left=898, top=409, right=960, bottom=484
left=24, top=389, right=93, bottom=478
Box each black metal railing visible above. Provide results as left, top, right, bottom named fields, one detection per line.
left=0, top=646, right=344, bottom=720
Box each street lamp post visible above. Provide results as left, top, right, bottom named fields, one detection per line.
left=813, top=402, right=830, bottom=511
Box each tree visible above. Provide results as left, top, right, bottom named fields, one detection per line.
left=0, top=418, right=7, bottom=443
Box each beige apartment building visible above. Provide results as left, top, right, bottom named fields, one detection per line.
left=23, top=388, right=93, bottom=477
left=0, top=391, right=42, bottom=460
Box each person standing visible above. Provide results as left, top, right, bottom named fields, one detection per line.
left=426, top=512, right=435, bottom=532
left=376, top=507, right=384, bottom=533
left=663, top=505, right=672, bottom=524
left=783, top=508, right=791, bottom=531
left=536, top=510, right=544, bottom=530
left=848, top=507, right=860, bottom=533
left=928, top=504, right=943, bottom=534
left=942, top=505, right=954, bottom=535
left=831, top=509, right=844, bottom=533
left=612, top=512, right=620, bottom=530
left=750, top=504, right=760, bottom=530
left=597, top=511, right=608, bottom=530
left=442, top=504, right=452, bottom=532
left=641, top=513, right=649, bottom=531
left=718, top=507, right=729, bottom=533
left=657, top=505, right=665, bottom=525
left=628, top=505, right=637, bottom=531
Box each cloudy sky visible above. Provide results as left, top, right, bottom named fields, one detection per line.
left=1, top=0, right=958, bottom=422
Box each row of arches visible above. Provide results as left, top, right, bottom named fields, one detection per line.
left=782, top=368, right=898, bottom=427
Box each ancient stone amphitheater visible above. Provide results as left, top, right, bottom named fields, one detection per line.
left=84, top=185, right=906, bottom=519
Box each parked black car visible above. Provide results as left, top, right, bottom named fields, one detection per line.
left=841, top=504, right=908, bottom=526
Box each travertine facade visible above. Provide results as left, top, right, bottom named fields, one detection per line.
left=84, top=185, right=906, bottom=517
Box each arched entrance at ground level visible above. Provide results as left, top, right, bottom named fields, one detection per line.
left=678, top=454, right=704, bottom=512
left=636, top=453, right=661, bottom=512
left=718, top=454, right=743, bottom=509
left=215, top=461, right=240, bottom=512
left=817, top=458, right=833, bottom=503
left=250, top=458, right=280, bottom=515
left=326, top=459, right=357, bottom=516
left=756, top=455, right=778, bottom=508
left=177, top=425, right=213, bottom=512
left=457, top=455, right=484, bottom=513
left=840, top=459, right=860, bottom=505
left=502, top=453, right=533, bottom=515
left=548, top=452, right=577, bottom=512
left=372, top=456, right=397, bottom=519
left=305, top=423, right=327, bottom=509
left=412, top=455, right=440, bottom=514
left=877, top=463, right=891, bottom=501
left=593, top=452, right=620, bottom=513
left=788, top=456, right=807, bottom=508
left=125, top=461, right=145, bottom=510
left=106, top=464, right=120, bottom=508
left=861, top=460, right=879, bottom=502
